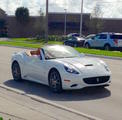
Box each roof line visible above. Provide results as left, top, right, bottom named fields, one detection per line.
left=49, top=12, right=90, bottom=15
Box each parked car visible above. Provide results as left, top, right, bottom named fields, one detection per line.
left=64, top=37, right=85, bottom=47
left=67, top=33, right=80, bottom=38
left=85, top=34, right=95, bottom=39
left=67, top=33, right=85, bottom=38
left=11, top=45, right=111, bottom=93
left=84, top=32, right=122, bottom=51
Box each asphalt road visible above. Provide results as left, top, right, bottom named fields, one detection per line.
left=0, top=46, right=122, bottom=120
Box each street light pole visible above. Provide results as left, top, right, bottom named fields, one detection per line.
left=45, top=0, right=48, bottom=43
left=80, top=0, right=83, bottom=37
left=64, top=9, right=67, bottom=36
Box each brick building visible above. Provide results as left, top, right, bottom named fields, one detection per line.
left=0, top=8, right=8, bottom=37
left=0, top=10, right=91, bottom=37
left=48, top=12, right=90, bottom=35
left=1, top=8, right=122, bottom=37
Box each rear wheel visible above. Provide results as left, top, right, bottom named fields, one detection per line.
left=104, top=44, right=111, bottom=51
left=49, top=69, right=62, bottom=93
left=74, top=43, right=77, bottom=47
left=12, top=62, right=22, bottom=81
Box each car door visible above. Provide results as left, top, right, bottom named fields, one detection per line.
left=95, top=34, right=107, bottom=47
left=88, top=35, right=99, bottom=47
left=90, top=34, right=107, bottom=48
left=24, top=52, right=46, bottom=84
left=66, top=38, right=72, bottom=46
left=71, top=37, right=77, bottom=46
left=67, top=37, right=77, bottom=46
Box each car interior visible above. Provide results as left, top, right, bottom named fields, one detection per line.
left=26, top=48, right=42, bottom=59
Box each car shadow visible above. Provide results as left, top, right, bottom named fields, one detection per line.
left=4, top=79, right=111, bottom=101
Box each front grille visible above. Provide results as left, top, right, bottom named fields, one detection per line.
left=83, top=76, right=110, bottom=84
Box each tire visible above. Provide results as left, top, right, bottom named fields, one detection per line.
left=64, top=42, right=68, bottom=46
left=12, top=62, right=22, bottom=81
left=74, top=43, right=77, bottom=47
left=85, top=43, right=90, bottom=49
left=48, top=69, right=62, bottom=93
left=104, top=44, right=111, bottom=51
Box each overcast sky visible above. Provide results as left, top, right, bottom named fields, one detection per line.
left=0, top=0, right=122, bottom=18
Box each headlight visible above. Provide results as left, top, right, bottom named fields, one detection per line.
left=100, top=60, right=110, bottom=72
left=64, top=65, right=79, bottom=74
left=104, top=65, right=110, bottom=72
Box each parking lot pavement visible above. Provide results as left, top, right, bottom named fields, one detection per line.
left=0, top=46, right=122, bottom=120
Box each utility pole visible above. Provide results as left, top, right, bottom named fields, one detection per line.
left=80, top=0, right=83, bottom=37
left=64, top=9, right=67, bottom=36
left=45, top=0, right=48, bottom=43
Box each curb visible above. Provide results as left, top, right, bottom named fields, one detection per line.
left=0, top=84, right=102, bottom=120
left=86, top=54, right=122, bottom=60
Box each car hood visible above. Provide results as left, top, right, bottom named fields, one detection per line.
left=56, top=57, right=110, bottom=77
left=57, top=57, right=100, bottom=67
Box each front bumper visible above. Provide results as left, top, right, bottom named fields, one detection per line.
left=62, top=73, right=111, bottom=90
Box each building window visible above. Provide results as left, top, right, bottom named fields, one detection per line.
left=0, top=19, right=8, bottom=37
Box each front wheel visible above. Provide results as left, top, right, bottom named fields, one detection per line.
left=63, top=42, right=66, bottom=45
left=12, top=62, right=22, bottom=81
left=85, top=43, right=90, bottom=48
left=49, top=69, right=62, bottom=93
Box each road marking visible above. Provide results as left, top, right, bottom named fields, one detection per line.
left=0, top=84, right=102, bottom=120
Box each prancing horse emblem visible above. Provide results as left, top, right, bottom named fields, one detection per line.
left=97, top=78, right=99, bottom=82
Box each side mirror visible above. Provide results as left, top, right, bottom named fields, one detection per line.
left=91, top=37, right=95, bottom=40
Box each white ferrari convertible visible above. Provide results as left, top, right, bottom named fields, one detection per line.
left=11, top=45, right=111, bottom=93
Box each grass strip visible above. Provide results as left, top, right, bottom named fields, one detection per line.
left=0, top=38, right=122, bottom=58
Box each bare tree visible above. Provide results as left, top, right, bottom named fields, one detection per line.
left=90, top=3, right=104, bottom=33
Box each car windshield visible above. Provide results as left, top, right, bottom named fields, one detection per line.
left=86, top=35, right=95, bottom=39
left=72, top=34, right=79, bottom=37
left=43, top=45, right=81, bottom=59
